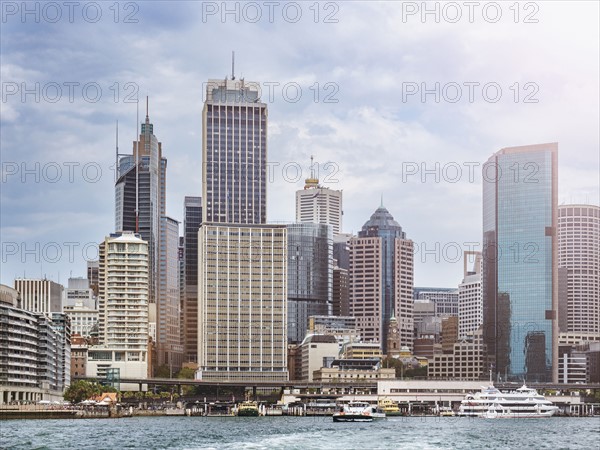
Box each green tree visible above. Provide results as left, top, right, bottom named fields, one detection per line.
left=64, top=380, right=103, bottom=403
left=155, top=365, right=171, bottom=378
left=176, top=367, right=195, bottom=379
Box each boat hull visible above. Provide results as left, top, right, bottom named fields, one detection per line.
left=237, top=409, right=259, bottom=417
left=333, top=414, right=373, bottom=422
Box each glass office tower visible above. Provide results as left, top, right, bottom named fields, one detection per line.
left=286, top=223, right=333, bottom=344
left=482, top=143, right=558, bottom=383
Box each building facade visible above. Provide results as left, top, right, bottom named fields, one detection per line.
left=427, top=329, right=488, bottom=380
left=197, top=224, right=288, bottom=381
left=1, top=285, right=70, bottom=404
left=115, top=103, right=174, bottom=372
left=458, top=252, right=483, bottom=339
left=183, top=196, right=202, bottom=364
left=298, top=334, right=339, bottom=381
left=557, top=204, right=600, bottom=335
left=286, top=222, right=332, bottom=344
left=157, top=216, right=183, bottom=371
left=332, top=265, right=350, bottom=317
left=88, top=232, right=149, bottom=382
left=482, top=143, right=558, bottom=382
left=349, top=205, right=414, bottom=353
left=13, top=278, right=63, bottom=314
left=414, top=287, right=459, bottom=317
left=202, top=78, right=266, bottom=225
left=295, top=159, right=343, bottom=236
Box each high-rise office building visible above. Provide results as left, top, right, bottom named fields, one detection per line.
left=88, top=232, right=149, bottom=381
left=558, top=204, right=600, bottom=335
left=202, top=78, right=266, bottom=224
left=197, top=74, right=288, bottom=381
left=332, top=265, right=350, bottom=316
left=183, top=196, right=202, bottom=363
left=197, top=224, right=288, bottom=381
left=349, top=204, right=414, bottom=352
left=333, top=233, right=352, bottom=270
left=458, top=252, right=483, bottom=339
left=14, top=278, right=63, bottom=314
left=157, top=216, right=183, bottom=371
left=115, top=104, right=165, bottom=304
left=482, top=143, right=558, bottom=383
left=87, top=260, right=99, bottom=297
left=286, top=222, right=332, bottom=344
left=295, top=158, right=343, bottom=236
left=114, top=101, right=180, bottom=372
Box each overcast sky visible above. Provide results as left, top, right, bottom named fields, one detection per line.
left=1, top=1, right=598, bottom=288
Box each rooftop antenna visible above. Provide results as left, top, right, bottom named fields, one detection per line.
left=310, top=155, right=315, bottom=179
left=146, top=95, right=149, bottom=121
left=380, top=194, right=384, bottom=208
left=232, top=50, right=235, bottom=80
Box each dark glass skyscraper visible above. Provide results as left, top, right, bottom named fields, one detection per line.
left=202, top=78, right=266, bottom=224
left=482, top=143, right=558, bottom=383
left=286, top=223, right=332, bottom=344
left=183, top=196, right=202, bottom=363
left=114, top=104, right=181, bottom=372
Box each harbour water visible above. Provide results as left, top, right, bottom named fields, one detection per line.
left=1, top=416, right=598, bottom=449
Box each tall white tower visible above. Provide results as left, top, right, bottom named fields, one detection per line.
left=295, top=156, right=343, bottom=236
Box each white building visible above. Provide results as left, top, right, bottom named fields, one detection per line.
left=558, top=204, right=600, bottom=335
left=87, top=232, right=149, bottom=384
left=14, top=278, right=63, bottom=314
left=299, top=334, right=339, bottom=381
left=295, top=158, right=343, bottom=236
left=63, top=301, right=98, bottom=338
left=1, top=285, right=71, bottom=404
left=458, top=252, right=482, bottom=339
left=62, top=277, right=95, bottom=310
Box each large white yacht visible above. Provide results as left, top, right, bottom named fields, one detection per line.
left=458, top=384, right=559, bottom=418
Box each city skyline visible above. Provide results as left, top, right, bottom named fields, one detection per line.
left=2, top=2, right=599, bottom=289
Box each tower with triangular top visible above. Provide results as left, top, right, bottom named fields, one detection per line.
left=349, top=200, right=414, bottom=354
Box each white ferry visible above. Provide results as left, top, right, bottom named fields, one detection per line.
left=458, top=384, right=558, bottom=418
left=333, top=401, right=385, bottom=422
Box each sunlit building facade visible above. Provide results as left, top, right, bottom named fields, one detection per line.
left=482, top=143, right=558, bottom=382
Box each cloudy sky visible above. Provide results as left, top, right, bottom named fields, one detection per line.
left=1, top=1, right=598, bottom=288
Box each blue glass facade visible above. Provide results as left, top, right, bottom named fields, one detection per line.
left=483, top=144, right=558, bottom=382
left=287, top=223, right=333, bottom=344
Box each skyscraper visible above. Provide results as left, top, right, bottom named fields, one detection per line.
left=558, top=204, right=600, bottom=335
left=157, top=216, right=183, bottom=371
left=197, top=74, right=288, bottom=381
left=183, top=196, right=202, bottom=363
left=115, top=101, right=180, bottom=372
left=295, top=157, right=343, bottom=236
left=197, top=224, right=288, bottom=381
left=349, top=204, right=414, bottom=353
left=286, top=222, right=332, bottom=344
left=458, top=251, right=483, bottom=340
left=482, top=143, right=558, bottom=383
left=202, top=78, right=266, bottom=224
